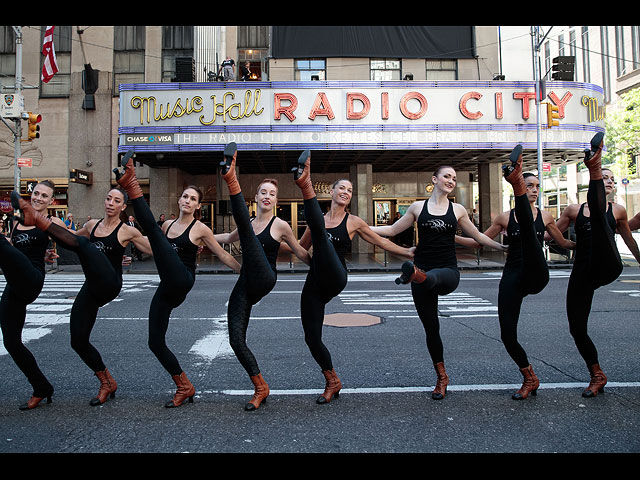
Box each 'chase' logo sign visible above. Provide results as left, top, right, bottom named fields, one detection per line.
left=125, top=134, right=174, bottom=145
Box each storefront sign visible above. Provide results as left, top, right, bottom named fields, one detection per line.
left=119, top=81, right=605, bottom=153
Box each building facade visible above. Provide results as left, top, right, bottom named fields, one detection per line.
left=1, top=26, right=608, bottom=254
left=499, top=26, right=640, bottom=219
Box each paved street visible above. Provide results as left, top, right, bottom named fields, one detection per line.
left=0, top=268, right=638, bottom=453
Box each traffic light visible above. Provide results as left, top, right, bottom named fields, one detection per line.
left=551, top=56, right=575, bottom=81
left=546, top=103, right=560, bottom=128
left=27, top=112, right=41, bottom=141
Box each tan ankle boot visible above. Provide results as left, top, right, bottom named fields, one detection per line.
left=512, top=364, right=539, bottom=400
left=432, top=362, right=449, bottom=400
left=317, top=369, right=342, bottom=404
left=90, top=368, right=118, bottom=406
left=165, top=372, right=196, bottom=408
left=294, top=151, right=316, bottom=200
left=582, top=364, right=607, bottom=398
left=114, top=155, right=143, bottom=200
left=245, top=373, right=270, bottom=411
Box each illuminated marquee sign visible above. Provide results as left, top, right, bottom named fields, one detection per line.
left=118, top=81, right=604, bottom=154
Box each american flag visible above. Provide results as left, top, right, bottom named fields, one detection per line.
left=41, top=26, right=59, bottom=83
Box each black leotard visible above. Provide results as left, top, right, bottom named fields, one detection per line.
left=325, top=213, right=351, bottom=267
left=414, top=200, right=458, bottom=271
left=90, top=220, right=126, bottom=275
left=255, top=216, right=280, bottom=272
left=166, top=218, right=199, bottom=276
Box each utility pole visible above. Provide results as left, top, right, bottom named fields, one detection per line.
left=13, top=26, right=23, bottom=192
left=530, top=26, right=553, bottom=211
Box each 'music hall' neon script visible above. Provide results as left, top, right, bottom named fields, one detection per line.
left=129, top=89, right=575, bottom=126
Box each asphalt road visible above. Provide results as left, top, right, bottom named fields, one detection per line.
left=0, top=268, right=638, bottom=454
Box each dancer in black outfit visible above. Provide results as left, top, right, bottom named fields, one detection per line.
left=371, top=165, right=506, bottom=400
left=217, top=143, right=311, bottom=410
left=71, top=188, right=151, bottom=405
left=12, top=187, right=152, bottom=406
left=629, top=212, right=640, bottom=231
left=293, top=151, right=414, bottom=404
left=553, top=133, right=640, bottom=397
left=1, top=181, right=59, bottom=410
left=114, top=151, right=240, bottom=407
left=457, top=145, right=575, bottom=399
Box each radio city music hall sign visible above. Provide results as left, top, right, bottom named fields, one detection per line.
left=119, top=82, right=604, bottom=150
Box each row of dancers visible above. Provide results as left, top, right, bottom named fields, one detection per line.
left=1, top=132, right=638, bottom=411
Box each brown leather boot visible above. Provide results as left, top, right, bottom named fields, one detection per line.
left=317, top=369, right=342, bottom=404
left=293, top=150, right=316, bottom=200
left=10, top=191, right=52, bottom=231
left=90, top=368, right=118, bottom=406
left=582, top=363, right=607, bottom=398
left=432, top=362, right=449, bottom=400
left=220, top=143, right=241, bottom=195
left=245, top=373, right=270, bottom=411
left=165, top=371, right=196, bottom=408
left=503, top=145, right=527, bottom=196
left=19, top=394, right=53, bottom=411
left=512, top=364, right=540, bottom=400
left=114, top=151, right=143, bottom=200
left=396, top=261, right=427, bottom=285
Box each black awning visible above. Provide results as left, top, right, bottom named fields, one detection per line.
left=270, top=26, right=476, bottom=59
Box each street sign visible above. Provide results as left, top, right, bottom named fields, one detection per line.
left=542, top=163, right=551, bottom=172
left=0, top=93, right=24, bottom=119
left=622, top=178, right=629, bottom=185
left=17, top=157, right=32, bottom=167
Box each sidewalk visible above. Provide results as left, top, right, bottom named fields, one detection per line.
left=50, top=246, right=640, bottom=275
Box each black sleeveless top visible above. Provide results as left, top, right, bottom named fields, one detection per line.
left=504, top=208, right=546, bottom=269
left=414, top=200, right=458, bottom=270
left=574, top=202, right=617, bottom=263
left=326, top=212, right=352, bottom=267
left=166, top=218, right=199, bottom=275
left=90, top=219, right=126, bottom=276
left=10, top=224, right=50, bottom=275
left=255, top=216, right=280, bottom=272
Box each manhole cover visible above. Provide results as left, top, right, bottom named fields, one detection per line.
left=323, top=313, right=382, bottom=327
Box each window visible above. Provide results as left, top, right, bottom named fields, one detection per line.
left=600, top=26, right=610, bottom=102
left=370, top=58, right=401, bottom=80
left=581, top=27, right=591, bottom=83
left=543, top=41, right=551, bottom=80
left=632, top=26, right=640, bottom=71
left=162, top=26, right=194, bottom=83
left=238, top=49, right=266, bottom=81
left=295, top=59, right=325, bottom=80
left=40, top=25, right=72, bottom=97
left=0, top=26, right=16, bottom=93
left=615, top=26, right=626, bottom=76
left=114, top=26, right=145, bottom=94
left=426, top=59, right=457, bottom=80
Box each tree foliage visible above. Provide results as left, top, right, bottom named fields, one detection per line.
left=604, top=87, right=640, bottom=177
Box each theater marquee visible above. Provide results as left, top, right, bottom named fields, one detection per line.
left=118, top=80, right=604, bottom=154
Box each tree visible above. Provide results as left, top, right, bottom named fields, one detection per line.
left=604, top=87, right=640, bottom=178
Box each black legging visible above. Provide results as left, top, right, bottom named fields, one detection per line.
left=131, top=197, right=195, bottom=376
left=410, top=267, right=460, bottom=364
left=300, top=197, right=348, bottom=371
left=0, top=235, right=52, bottom=398
left=44, top=223, right=122, bottom=373
left=498, top=194, right=550, bottom=368
left=567, top=179, right=623, bottom=367
left=227, top=192, right=277, bottom=376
